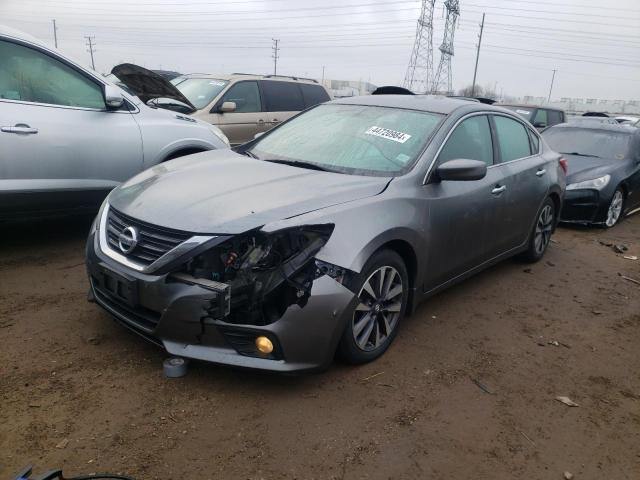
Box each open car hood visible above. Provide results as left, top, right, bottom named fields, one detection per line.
left=111, top=63, right=195, bottom=111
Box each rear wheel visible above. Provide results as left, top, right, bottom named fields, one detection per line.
left=338, top=250, right=409, bottom=364
left=605, top=188, right=624, bottom=228
left=521, top=197, right=555, bottom=263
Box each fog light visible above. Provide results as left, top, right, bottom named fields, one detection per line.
left=255, top=336, right=274, bottom=354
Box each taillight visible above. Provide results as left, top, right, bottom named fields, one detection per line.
left=559, top=157, right=568, bottom=174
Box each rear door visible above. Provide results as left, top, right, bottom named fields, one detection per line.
left=423, top=114, right=507, bottom=291
left=214, top=80, right=265, bottom=145
left=0, top=37, right=142, bottom=218
left=259, top=80, right=306, bottom=128
left=489, top=114, right=548, bottom=253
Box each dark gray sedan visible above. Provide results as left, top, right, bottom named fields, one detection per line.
left=86, top=96, right=565, bottom=372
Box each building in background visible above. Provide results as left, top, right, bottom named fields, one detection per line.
left=322, top=79, right=377, bottom=98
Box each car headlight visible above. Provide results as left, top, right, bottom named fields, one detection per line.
left=566, top=174, right=610, bottom=191
left=208, top=124, right=230, bottom=147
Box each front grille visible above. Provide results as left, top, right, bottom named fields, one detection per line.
left=106, top=208, right=193, bottom=266
left=91, top=276, right=162, bottom=335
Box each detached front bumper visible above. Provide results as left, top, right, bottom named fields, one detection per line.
left=86, top=230, right=357, bottom=372
left=560, top=189, right=607, bottom=225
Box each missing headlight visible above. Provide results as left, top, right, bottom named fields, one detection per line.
left=179, top=225, right=334, bottom=326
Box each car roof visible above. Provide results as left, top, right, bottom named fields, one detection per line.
left=545, top=122, right=637, bottom=135
left=331, top=94, right=503, bottom=115
left=177, top=73, right=320, bottom=84
left=499, top=104, right=563, bottom=112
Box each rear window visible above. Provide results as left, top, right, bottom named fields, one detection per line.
left=542, top=128, right=631, bottom=159
left=300, top=83, right=330, bottom=108
left=261, top=80, right=305, bottom=112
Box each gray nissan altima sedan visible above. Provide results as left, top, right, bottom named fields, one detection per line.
left=86, top=95, right=566, bottom=372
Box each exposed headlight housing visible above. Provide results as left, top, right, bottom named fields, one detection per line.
left=208, top=124, right=230, bottom=147
left=181, top=225, right=335, bottom=326
left=566, top=174, right=610, bottom=191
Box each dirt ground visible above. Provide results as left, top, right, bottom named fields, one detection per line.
left=1, top=215, right=639, bottom=480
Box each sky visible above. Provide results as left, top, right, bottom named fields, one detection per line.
left=2, top=0, right=639, bottom=100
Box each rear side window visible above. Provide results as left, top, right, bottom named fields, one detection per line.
left=300, top=83, right=330, bottom=108
left=547, top=110, right=563, bottom=126
left=0, top=39, right=104, bottom=109
left=438, top=115, right=494, bottom=166
left=493, top=116, right=532, bottom=162
left=261, top=80, right=305, bottom=112
left=220, top=81, right=262, bottom=113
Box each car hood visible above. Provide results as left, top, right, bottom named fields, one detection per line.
left=564, top=154, right=624, bottom=184
left=111, top=63, right=195, bottom=110
left=108, top=150, right=391, bottom=234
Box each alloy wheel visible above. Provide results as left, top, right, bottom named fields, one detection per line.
left=534, top=204, right=554, bottom=256
left=352, top=266, right=403, bottom=351
left=606, top=190, right=624, bottom=227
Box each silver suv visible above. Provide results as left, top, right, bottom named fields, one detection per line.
left=0, top=26, right=229, bottom=221
left=111, top=66, right=332, bottom=146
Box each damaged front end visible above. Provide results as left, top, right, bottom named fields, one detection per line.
left=88, top=220, right=358, bottom=371
left=173, top=224, right=348, bottom=325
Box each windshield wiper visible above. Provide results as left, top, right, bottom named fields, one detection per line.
left=241, top=150, right=259, bottom=159
left=560, top=151, right=600, bottom=158
left=263, top=158, right=336, bottom=172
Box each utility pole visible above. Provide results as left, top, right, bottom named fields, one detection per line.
left=548, top=69, right=557, bottom=103
left=321, top=65, right=325, bottom=85
left=52, top=19, right=58, bottom=48
left=272, top=38, right=280, bottom=75
left=85, top=36, right=96, bottom=70
left=471, top=13, right=485, bottom=97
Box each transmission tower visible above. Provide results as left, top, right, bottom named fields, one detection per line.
left=432, top=0, right=460, bottom=94
left=403, top=0, right=436, bottom=94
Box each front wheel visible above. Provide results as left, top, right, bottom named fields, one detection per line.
left=521, top=197, right=556, bottom=263
left=605, top=188, right=624, bottom=228
left=338, top=250, right=409, bottom=364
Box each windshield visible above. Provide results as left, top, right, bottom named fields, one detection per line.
left=249, top=104, right=443, bottom=176
left=542, top=128, right=631, bottom=159
left=502, top=105, right=534, bottom=119
left=171, top=77, right=229, bottom=109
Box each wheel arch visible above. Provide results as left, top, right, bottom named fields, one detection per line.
left=162, top=146, right=207, bottom=162
left=371, top=239, right=419, bottom=313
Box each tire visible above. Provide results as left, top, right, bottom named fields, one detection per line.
left=521, top=197, right=556, bottom=263
left=338, top=249, right=409, bottom=364
left=604, top=188, right=624, bottom=228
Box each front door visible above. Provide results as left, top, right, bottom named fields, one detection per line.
left=0, top=38, right=142, bottom=217
left=421, top=114, right=507, bottom=292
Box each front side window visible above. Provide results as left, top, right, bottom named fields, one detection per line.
left=493, top=116, right=532, bottom=162
left=172, top=77, right=229, bottom=110
left=219, top=81, right=261, bottom=113
left=533, top=109, right=548, bottom=126
left=261, top=80, right=305, bottom=112
left=250, top=104, right=443, bottom=175
left=0, top=39, right=104, bottom=109
left=438, top=115, right=494, bottom=166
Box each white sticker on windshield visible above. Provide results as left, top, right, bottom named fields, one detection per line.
left=516, top=109, right=531, bottom=115
left=365, top=126, right=412, bottom=143
left=209, top=80, right=226, bottom=86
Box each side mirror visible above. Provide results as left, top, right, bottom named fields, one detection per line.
left=533, top=121, right=547, bottom=129
left=104, top=85, right=124, bottom=109
left=435, top=159, right=487, bottom=181
left=220, top=101, right=237, bottom=113
left=253, top=132, right=265, bottom=140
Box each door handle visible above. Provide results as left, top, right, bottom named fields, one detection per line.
left=1, top=124, right=38, bottom=135
left=257, top=119, right=265, bottom=124
left=272, top=119, right=280, bottom=123
left=491, top=185, right=507, bottom=195
left=536, top=169, right=547, bottom=177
